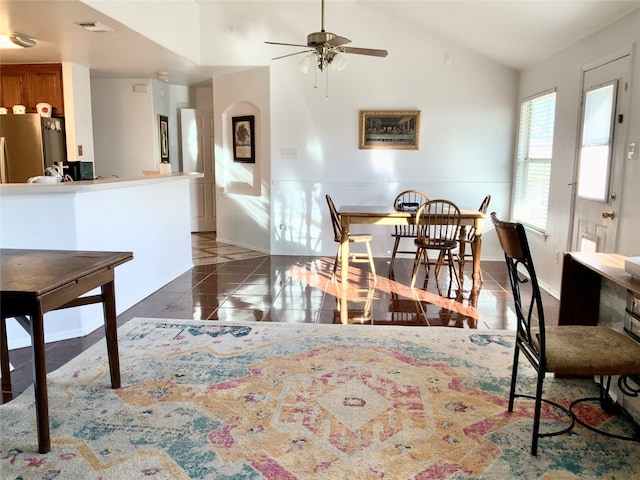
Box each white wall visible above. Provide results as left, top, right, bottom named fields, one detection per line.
left=213, top=68, right=272, bottom=253
left=201, top=1, right=517, bottom=259
left=91, top=79, right=190, bottom=177
left=91, top=78, right=156, bottom=177
left=518, top=9, right=640, bottom=296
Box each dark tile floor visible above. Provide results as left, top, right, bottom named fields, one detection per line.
left=2, top=233, right=560, bottom=401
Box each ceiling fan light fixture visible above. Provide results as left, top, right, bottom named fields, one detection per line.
left=332, top=53, right=348, bottom=71
left=265, top=0, right=387, bottom=96
left=299, top=53, right=315, bottom=74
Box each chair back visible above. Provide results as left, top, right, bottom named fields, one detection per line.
left=415, top=199, right=461, bottom=249
left=491, top=212, right=546, bottom=369
left=467, top=195, right=492, bottom=241
left=478, top=194, right=492, bottom=214
left=326, top=194, right=343, bottom=243
left=393, top=190, right=429, bottom=236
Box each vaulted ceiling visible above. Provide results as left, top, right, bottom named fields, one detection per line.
left=1, top=0, right=638, bottom=85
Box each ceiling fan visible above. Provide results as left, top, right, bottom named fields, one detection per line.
left=265, top=0, right=388, bottom=73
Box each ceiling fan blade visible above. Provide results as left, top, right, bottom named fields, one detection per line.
left=265, top=41, right=309, bottom=48
left=272, top=49, right=314, bottom=60
left=340, top=46, right=388, bottom=58
left=327, top=35, right=351, bottom=47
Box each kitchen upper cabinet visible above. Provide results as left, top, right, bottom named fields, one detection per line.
left=0, top=65, right=27, bottom=110
left=0, top=64, right=64, bottom=116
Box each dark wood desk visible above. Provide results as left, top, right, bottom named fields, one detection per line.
left=559, top=252, right=640, bottom=326
left=0, top=249, right=133, bottom=453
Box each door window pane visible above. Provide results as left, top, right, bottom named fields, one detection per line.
left=577, top=83, right=616, bottom=201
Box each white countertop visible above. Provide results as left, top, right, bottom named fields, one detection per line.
left=0, top=172, right=203, bottom=195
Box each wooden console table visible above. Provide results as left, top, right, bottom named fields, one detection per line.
left=0, top=249, right=133, bottom=453
left=559, top=252, right=640, bottom=326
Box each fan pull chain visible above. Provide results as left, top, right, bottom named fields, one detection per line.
left=325, top=67, right=329, bottom=100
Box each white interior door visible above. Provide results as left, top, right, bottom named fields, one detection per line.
left=182, top=108, right=216, bottom=232
left=571, top=53, right=631, bottom=253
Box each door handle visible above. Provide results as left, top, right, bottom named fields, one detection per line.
left=602, top=211, right=615, bottom=220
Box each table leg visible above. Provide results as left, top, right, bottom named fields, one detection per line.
left=340, top=224, right=350, bottom=287
left=1, top=317, right=12, bottom=404
left=458, top=226, right=467, bottom=285
left=471, top=236, right=482, bottom=292
left=340, top=288, right=348, bottom=324
left=102, top=280, right=121, bottom=389
left=31, top=308, right=51, bottom=454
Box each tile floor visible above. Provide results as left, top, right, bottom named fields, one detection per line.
left=2, top=233, right=560, bottom=400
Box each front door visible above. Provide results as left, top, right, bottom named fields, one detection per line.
left=571, top=53, right=631, bottom=252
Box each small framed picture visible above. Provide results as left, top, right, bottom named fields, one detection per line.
left=159, top=115, right=169, bottom=161
left=232, top=115, right=255, bottom=163
left=359, top=110, right=421, bottom=150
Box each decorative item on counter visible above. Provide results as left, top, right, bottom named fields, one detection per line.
left=36, top=103, right=52, bottom=117
left=28, top=165, right=65, bottom=183
left=12, top=105, right=26, bottom=114
left=0, top=107, right=7, bottom=114
left=159, top=162, right=172, bottom=175
left=28, top=175, right=62, bottom=184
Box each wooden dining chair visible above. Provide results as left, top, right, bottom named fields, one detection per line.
left=326, top=194, right=376, bottom=280
left=492, top=212, right=640, bottom=455
left=410, top=199, right=461, bottom=296
left=389, top=189, right=429, bottom=273
left=457, top=194, right=491, bottom=283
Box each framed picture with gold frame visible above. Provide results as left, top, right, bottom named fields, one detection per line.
left=359, top=110, right=420, bottom=150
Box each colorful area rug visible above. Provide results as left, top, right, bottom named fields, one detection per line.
left=1, top=318, right=639, bottom=479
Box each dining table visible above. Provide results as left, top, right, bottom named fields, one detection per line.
left=338, top=205, right=486, bottom=292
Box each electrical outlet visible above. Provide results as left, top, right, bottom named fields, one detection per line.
left=77, top=145, right=83, bottom=156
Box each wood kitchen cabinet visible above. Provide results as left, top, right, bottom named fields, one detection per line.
left=0, top=64, right=64, bottom=116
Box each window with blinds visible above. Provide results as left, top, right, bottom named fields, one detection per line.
left=512, top=90, right=556, bottom=233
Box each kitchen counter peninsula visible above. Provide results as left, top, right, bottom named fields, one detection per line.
left=0, top=172, right=200, bottom=194
left=0, top=173, right=202, bottom=349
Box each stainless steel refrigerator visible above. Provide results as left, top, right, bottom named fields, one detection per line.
left=0, top=114, right=67, bottom=183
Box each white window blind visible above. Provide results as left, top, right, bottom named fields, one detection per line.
left=512, top=90, right=556, bottom=233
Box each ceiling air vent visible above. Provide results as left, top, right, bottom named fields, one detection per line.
left=77, top=22, right=113, bottom=33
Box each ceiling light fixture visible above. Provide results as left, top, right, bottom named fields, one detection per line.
left=156, top=71, right=170, bottom=83
left=0, top=33, right=36, bottom=49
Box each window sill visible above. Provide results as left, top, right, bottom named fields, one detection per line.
left=523, top=225, right=550, bottom=241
